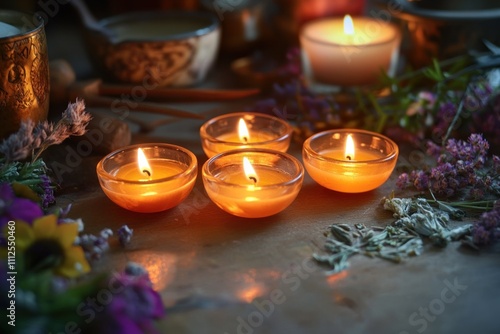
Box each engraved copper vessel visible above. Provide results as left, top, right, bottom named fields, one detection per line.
left=387, top=0, right=500, bottom=68
left=0, top=10, right=49, bottom=138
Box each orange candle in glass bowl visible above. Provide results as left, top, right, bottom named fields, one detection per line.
left=202, top=149, right=304, bottom=218
left=200, top=112, right=293, bottom=158
left=96, top=143, right=197, bottom=213
left=303, top=129, right=398, bottom=193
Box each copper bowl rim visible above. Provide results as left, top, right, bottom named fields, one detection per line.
left=0, top=10, right=45, bottom=42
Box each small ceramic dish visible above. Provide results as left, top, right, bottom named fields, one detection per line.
left=83, top=11, right=221, bottom=87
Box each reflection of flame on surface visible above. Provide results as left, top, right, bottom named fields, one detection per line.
left=128, top=251, right=180, bottom=291
left=233, top=269, right=280, bottom=303
left=237, top=285, right=265, bottom=303
left=326, top=270, right=349, bottom=286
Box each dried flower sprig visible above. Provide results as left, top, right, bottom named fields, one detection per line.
left=117, top=224, right=134, bottom=246
left=0, top=99, right=91, bottom=207
left=397, top=134, right=500, bottom=200
left=0, top=99, right=90, bottom=163
left=471, top=204, right=500, bottom=246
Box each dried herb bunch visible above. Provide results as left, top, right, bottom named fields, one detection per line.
left=0, top=99, right=91, bottom=207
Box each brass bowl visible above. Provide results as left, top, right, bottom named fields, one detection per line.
left=0, top=10, right=49, bottom=138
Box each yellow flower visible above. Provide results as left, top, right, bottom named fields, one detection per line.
left=10, top=214, right=90, bottom=278
left=12, top=182, right=40, bottom=203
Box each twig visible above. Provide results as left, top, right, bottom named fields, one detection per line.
left=441, top=76, right=473, bottom=145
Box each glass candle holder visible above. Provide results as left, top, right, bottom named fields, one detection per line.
left=303, top=129, right=398, bottom=193
left=200, top=112, right=293, bottom=158
left=96, top=143, right=197, bottom=213
left=202, top=149, right=304, bottom=218
left=300, top=16, right=401, bottom=87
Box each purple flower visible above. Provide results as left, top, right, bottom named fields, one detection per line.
left=412, top=170, right=429, bottom=191
left=493, top=155, right=500, bottom=168
left=58, top=203, right=73, bottom=218
left=98, top=267, right=164, bottom=334
left=396, top=173, right=411, bottom=189
left=433, top=101, right=457, bottom=138
left=252, top=98, right=278, bottom=114
left=469, top=187, right=485, bottom=200
left=445, top=134, right=489, bottom=168
left=467, top=82, right=493, bottom=110
left=0, top=183, right=43, bottom=230
left=397, top=134, right=498, bottom=198
left=32, top=121, right=55, bottom=147
left=60, top=99, right=92, bottom=137
left=472, top=207, right=500, bottom=246
left=39, top=174, right=55, bottom=208
left=276, top=47, right=302, bottom=77
left=0, top=121, right=37, bottom=162
left=406, top=91, right=436, bottom=116
left=77, top=231, right=111, bottom=262
left=118, top=225, right=133, bottom=246
left=426, top=141, right=442, bottom=158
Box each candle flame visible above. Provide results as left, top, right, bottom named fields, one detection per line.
left=137, top=148, right=152, bottom=178
left=238, top=118, right=250, bottom=143
left=345, top=134, right=355, bottom=160
left=343, top=15, right=354, bottom=35
left=243, top=157, right=258, bottom=184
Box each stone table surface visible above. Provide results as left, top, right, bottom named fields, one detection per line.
left=45, top=15, right=500, bottom=334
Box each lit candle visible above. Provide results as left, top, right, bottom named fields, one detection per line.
left=96, top=144, right=197, bottom=213
left=202, top=149, right=304, bottom=218
left=200, top=112, right=293, bottom=158
left=300, top=15, right=401, bottom=86
left=303, top=129, right=399, bottom=193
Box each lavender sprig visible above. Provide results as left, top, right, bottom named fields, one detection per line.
left=472, top=205, right=500, bottom=246
left=397, top=134, right=499, bottom=200
left=0, top=99, right=91, bottom=163
left=31, top=99, right=91, bottom=162
left=117, top=225, right=133, bottom=246
left=0, top=100, right=90, bottom=207
left=77, top=229, right=112, bottom=262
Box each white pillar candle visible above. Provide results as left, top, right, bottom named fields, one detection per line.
left=300, top=16, right=401, bottom=86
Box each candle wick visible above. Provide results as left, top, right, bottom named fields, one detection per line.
left=142, top=169, right=151, bottom=177
left=346, top=155, right=352, bottom=161
left=249, top=176, right=257, bottom=184
left=243, top=136, right=248, bottom=143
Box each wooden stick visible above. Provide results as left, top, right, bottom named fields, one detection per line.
left=99, top=84, right=260, bottom=102
left=77, top=95, right=204, bottom=120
